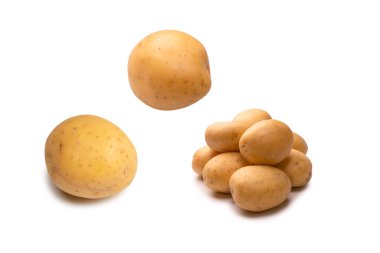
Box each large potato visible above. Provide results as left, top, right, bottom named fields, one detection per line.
left=192, top=146, right=220, bottom=176
left=229, top=166, right=291, bottom=212
left=292, top=132, right=308, bottom=154
left=128, top=30, right=211, bottom=110
left=239, top=119, right=293, bottom=165
left=205, top=121, right=248, bottom=152
left=275, top=149, right=312, bottom=187
left=45, top=115, right=137, bottom=199
left=233, top=108, right=271, bottom=126
left=203, top=152, right=250, bottom=193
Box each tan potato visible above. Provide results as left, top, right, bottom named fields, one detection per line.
left=45, top=115, right=137, bottom=199
left=128, top=30, right=211, bottom=110
left=229, top=165, right=291, bottom=212
left=275, top=149, right=312, bottom=187
left=205, top=121, right=249, bottom=152
left=293, top=132, right=308, bottom=154
left=192, top=146, right=220, bottom=176
left=239, top=119, right=293, bottom=165
left=233, top=108, right=271, bottom=126
left=203, top=152, right=250, bottom=193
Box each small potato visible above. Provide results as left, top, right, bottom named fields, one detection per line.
left=239, top=119, right=293, bottom=165
left=45, top=115, right=137, bottom=199
left=192, top=146, right=220, bottom=176
left=229, top=165, right=291, bottom=212
left=205, top=121, right=249, bottom=152
left=233, top=108, right=271, bottom=126
left=275, top=149, right=312, bottom=187
left=128, top=30, right=211, bottom=110
left=203, top=152, right=250, bottom=193
left=293, top=132, right=308, bottom=154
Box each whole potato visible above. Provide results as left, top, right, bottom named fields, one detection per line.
left=128, top=30, right=211, bottom=110
left=192, top=146, right=220, bottom=176
left=203, top=152, right=250, bottom=193
left=275, top=149, right=312, bottom=187
left=233, top=108, right=271, bottom=126
left=239, top=119, right=293, bottom=165
left=229, top=165, right=291, bottom=212
left=205, top=121, right=248, bottom=152
left=293, top=132, right=308, bottom=154
left=45, top=115, right=137, bottom=199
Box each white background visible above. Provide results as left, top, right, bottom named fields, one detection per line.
left=1, top=0, right=379, bottom=252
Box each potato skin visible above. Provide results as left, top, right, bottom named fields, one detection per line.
left=205, top=121, right=249, bottom=152
left=275, top=149, right=312, bottom=187
left=233, top=109, right=271, bottom=126
left=229, top=166, right=291, bottom=212
left=239, top=119, right=293, bottom=165
left=128, top=30, right=211, bottom=110
left=203, top=153, right=250, bottom=193
left=192, top=146, right=220, bottom=176
left=293, top=132, right=308, bottom=154
left=45, top=115, right=137, bottom=199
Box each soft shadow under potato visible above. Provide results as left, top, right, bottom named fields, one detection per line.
left=233, top=199, right=290, bottom=218
left=211, top=192, right=231, bottom=200
left=194, top=175, right=231, bottom=200
left=45, top=173, right=117, bottom=205
left=291, top=182, right=311, bottom=193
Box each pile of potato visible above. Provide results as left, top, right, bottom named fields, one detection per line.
left=192, top=109, right=312, bottom=212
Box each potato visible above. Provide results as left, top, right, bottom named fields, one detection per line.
left=203, top=152, right=250, bottom=193
left=229, top=165, right=291, bottom=212
left=293, top=132, right=308, bottom=154
left=45, top=115, right=137, bottom=199
left=128, top=30, right=211, bottom=110
left=239, top=119, right=293, bottom=165
left=233, top=108, right=271, bottom=126
left=192, top=146, right=220, bottom=176
left=205, top=121, right=248, bottom=152
left=275, top=149, right=312, bottom=187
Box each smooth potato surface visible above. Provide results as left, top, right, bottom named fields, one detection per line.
left=229, top=166, right=291, bottom=212
left=203, top=152, right=250, bottom=193
left=205, top=121, right=248, bottom=152
left=128, top=30, right=211, bottom=110
left=192, top=146, right=220, bottom=176
left=275, top=149, right=312, bottom=187
left=233, top=109, right=271, bottom=126
left=293, top=132, right=308, bottom=154
left=45, top=115, right=137, bottom=199
left=239, top=119, right=293, bottom=165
